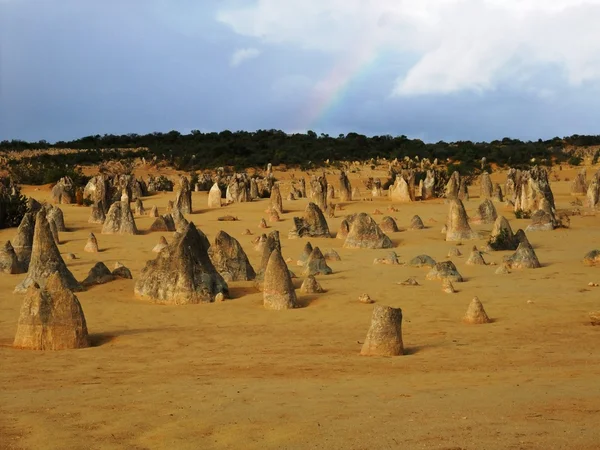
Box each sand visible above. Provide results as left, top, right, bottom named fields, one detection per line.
left=1, top=166, right=599, bottom=449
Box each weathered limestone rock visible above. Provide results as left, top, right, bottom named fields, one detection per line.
left=152, top=236, right=168, bottom=253
left=12, top=213, right=35, bottom=269
left=471, top=199, right=498, bottom=225
left=587, top=177, right=600, bottom=209
left=259, top=218, right=268, bottom=229
left=289, top=202, right=331, bottom=239
left=514, top=166, right=555, bottom=214
left=379, top=216, right=399, bottom=233
left=14, top=210, right=82, bottom=293
left=336, top=218, right=351, bottom=240
left=352, top=187, right=361, bottom=200
left=0, top=241, right=24, bottom=274
left=493, top=183, right=504, bottom=202
left=309, top=175, right=328, bottom=211
left=112, top=264, right=133, bottom=279
left=208, top=231, right=256, bottom=281
left=590, top=311, right=600, bottom=326
left=150, top=205, right=159, bottom=218
left=338, top=171, right=352, bottom=202
left=408, top=254, right=436, bottom=268
left=447, top=247, right=462, bottom=258
left=583, top=250, right=600, bottom=266
left=171, top=208, right=189, bottom=232
left=175, top=176, right=192, bottom=214
left=458, top=179, right=469, bottom=201
left=442, top=278, right=456, bottom=293
left=480, top=172, right=493, bottom=199
left=297, top=242, right=313, bottom=266
left=360, top=305, right=404, bottom=357
left=426, top=261, right=463, bottom=282
left=343, top=213, right=393, bottom=249
left=422, top=170, right=435, bottom=200
left=150, top=214, right=176, bottom=232
left=301, top=275, right=324, bottom=294
left=445, top=171, right=460, bottom=199
left=45, top=205, right=66, bottom=232
left=390, top=176, right=412, bottom=203
left=102, top=200, right=138, bottom=235
left=84, top=233, right=99, bottom=253
left=51, top=177, right=75, bottom=204
left=89, top=202, right=106, bottom=224
left=463, top=297, right=491, bottom=324
left=445, top=199, right=480, bottom=241
left=466, top=246, right=486, bottom=265
left=488, top=216, right=519, bottom=251
left=571, top=169, right=588, bottom=196
left=303, top=247, right=332, bottom=276
left=324, top=249, right=341, bottom=261
left=504, top=242, right=541, bottom=269
left=409, top=215, right=425, bottom=230
left=327, top=184, right=335, bottom=201
left=135, top=198, right=145, bottom=216
left=134, top=223, right=228, bottom=304
left=257, top=231, right=281, bottom=278
left=374, top=251, right=400, bottom=265
left=82, top=262, right=115, bottom=287
left=263, top=249, right=298, bottom=310
left=269, top=210, right=280, bottom=223
left=495, top=263, right=511, bottom=274
left=526, top=208, right=555, bottom=232
left=13, top=272, right=89, bottom=350
left=372, top=179, right=383, bottom=197
left=270, top=184, right=283, bottom=215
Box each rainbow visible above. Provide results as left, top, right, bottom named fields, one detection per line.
left=299, top=41, right=380, bottom=132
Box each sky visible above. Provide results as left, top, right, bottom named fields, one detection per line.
left=1, top=0, right=600, bottom=143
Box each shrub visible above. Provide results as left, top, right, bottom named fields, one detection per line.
left=568, top=156, right=583, bottom=166
left=0, top=178, right=27, bottom=229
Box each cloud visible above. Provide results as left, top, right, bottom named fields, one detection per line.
left=230, top=47, right=261, bottom=67
left=217, top=0, right=600, bottom=95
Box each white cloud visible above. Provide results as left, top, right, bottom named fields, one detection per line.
left=217, top=0, right=600, bottom=95
left=230, top=47, right=261, bottom=67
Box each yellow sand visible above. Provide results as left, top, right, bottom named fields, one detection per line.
left=1, top=166, right=599, bottom=450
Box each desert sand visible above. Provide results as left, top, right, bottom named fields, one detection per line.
left=1, top=166, right=599, bottom=449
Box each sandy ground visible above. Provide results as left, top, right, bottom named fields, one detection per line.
left=1, top=166, right=599, bottom=450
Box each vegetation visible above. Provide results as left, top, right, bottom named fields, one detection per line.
left=0, top=178, right=28, bottom=229
left=7, top=160, right=90, bottom=187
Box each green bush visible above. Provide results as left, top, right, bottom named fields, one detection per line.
left=7, top=161, right=90, bottom=186
left=568, top=156, right=583, bottom=166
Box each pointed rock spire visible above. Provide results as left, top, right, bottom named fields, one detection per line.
left=134, top=222, right=228, bottom=304
left=343, top=213, right=393, bottom=249
left=14, top=210, right=82, bottom=293
left=263, top=249, right=298, bottom=310
left=303, top=247, right=332, bottom=276
left=288, top=202, right=331, bottom=238
left=84, top=233, right=99, bottom=253
left=463, top=297, right=491, bottom=324
left=13, top=272, right=89, bottom=350
left=445, top=199, right=480, bottom=241
left=208, top=230, right=256, bottom=281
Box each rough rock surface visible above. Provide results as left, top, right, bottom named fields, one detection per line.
left=288, top=203, right=331, bottom=239
left=13, top=272, right=89, bottom=350
left=208, top=231, right=256, bottom=281
left=134, top=223, right=228, bottom=304
left=360, top=305, right=404, bottom=356
left=343, top=213, right=393, bottom=249
left=263, top=249, right=298, bottom=310
left=102, top=200, right=138, bottom=235
left=463, top=297, right=491, bottom=324
left=14, top=210, right=82, bottom=293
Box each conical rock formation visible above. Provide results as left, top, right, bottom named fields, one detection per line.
left=175, top=176, right=192, bottom=214
left=13, top=272, right=89, bottom=350
left=488, top=216, right=519, bottom=251
left=301, top=275, right=324, bottom=294
left=14, top=210, right=82, bottom=293
left=288, top=202, right=331, bottom=238
left=208, top=231, right=256, bottom=281
left=445, top=199, right=480, bottom=241
left=83, top=233, right=99, bottom=253
left=409, top=215, right=425, bottom=230
left=463, top=297, right=491, bottom=324
left=0, top=241, right=24, bottom=274
left=466, top=246, right=486, bottom=265
left=102, top=200, right=138, bottom=235
left=82, top=262, right=115, bottom=287
left=426, top=261, right=463, bottom=282
left=263, top=249, right=298, bottom=310
left=343, top=213, right=393, bottom=249
left=152, top=236, right=168, bottom=253
left=134, top=223, right=228, bottom=304
left=504, top=242, right=541, bottom=269
left=302, top=247, right=333, bottom=276
left=471, top=199, right=497, bottom=224
left=379, top=216, right=399, bottom=233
